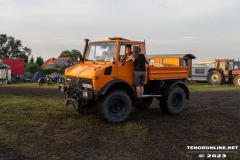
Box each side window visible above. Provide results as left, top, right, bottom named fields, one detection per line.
left=229, top=62, right=233, bottom=70
left=162, top=58, right=166, bottom=64
left=225, top=62, right=229, bottom=70
left=195, top=68, right=205, bottom=74
left=119, top=45, right=126, bottom=62
left=183, top=59, right=188, bottom=66
left=120, top=45, right=125, bottom=56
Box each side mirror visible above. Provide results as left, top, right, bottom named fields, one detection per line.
left=110, top=57, right=115, bottom=64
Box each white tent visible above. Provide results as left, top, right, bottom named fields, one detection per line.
left=0, top=61, right=11, bottom=84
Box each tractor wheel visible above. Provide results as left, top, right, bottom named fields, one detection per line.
left=207, top=70, right=223, bottom=84
left=100, top=90, right=132, bottom=122
left=233, top=75, right=240, bottom=86
left=74, top=101, right=98, bottom=114
left=160, top=87, right=186, bottom=115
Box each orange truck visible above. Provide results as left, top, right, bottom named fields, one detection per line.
left=59, top=37, right=194, bottom=122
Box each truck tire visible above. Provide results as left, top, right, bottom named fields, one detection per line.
left=207, top=70, right=223, bottom=84
left=160, top=87, right=186, bottom=115
left=234, top=75, right=240, bottom=86
left=100, top=90, right=132, bottom=122
left=74, top=101, right=97, bottom=114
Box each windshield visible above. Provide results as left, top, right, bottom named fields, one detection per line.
left=233, top=61, right=240, bottom=70
left=85, top=42, right=116, bottom=62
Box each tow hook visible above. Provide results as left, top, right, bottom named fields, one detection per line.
left=82, top=99, right=87, bottom=105
left=59, top=84, right=66, bottom=93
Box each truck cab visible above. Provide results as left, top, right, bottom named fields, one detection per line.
left=64, top=37, right=146, bottom=90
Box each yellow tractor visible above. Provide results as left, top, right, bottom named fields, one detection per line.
left=207, top=59, right=240, bottom=86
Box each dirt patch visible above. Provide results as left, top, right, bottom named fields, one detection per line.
left=0, top=85, right=64, bottom=100
left=0, top=85, right=240, bottom=159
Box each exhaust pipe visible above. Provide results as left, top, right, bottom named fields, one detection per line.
left=82, top=39, right=89, bottom=63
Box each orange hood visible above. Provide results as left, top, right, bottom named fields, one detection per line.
left=65, top=63, right=102, bottom=79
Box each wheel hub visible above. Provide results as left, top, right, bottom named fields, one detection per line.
left=111, top=102, right=122, bottom=113
left=237, top=79, right=240, bottom=85
left=172, top=97, right=180, bottom=106
left=172, top=93, right=182, bottom=109
left=211, top=74, right=219, bottom=82
left=110, top=100, right=124, bottom=114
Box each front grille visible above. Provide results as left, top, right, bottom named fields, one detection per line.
left=66, top=77, right=92, bottom=86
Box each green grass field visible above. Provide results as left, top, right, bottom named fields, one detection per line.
left=187, top=82, right=238, bottom=91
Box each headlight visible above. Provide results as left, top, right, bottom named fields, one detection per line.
left=59, top=85, right=66, bottom=93
left=82, top=91, right=88, bottom=98
left=82, top=83, right=92, bottom=89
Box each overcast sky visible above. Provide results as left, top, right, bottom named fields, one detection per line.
left=1, top=0, right=240, bottom=62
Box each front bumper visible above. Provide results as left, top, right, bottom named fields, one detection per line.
left=59, top=83, right=97, bottom=106
left=59, top=84, right=94, bottom=99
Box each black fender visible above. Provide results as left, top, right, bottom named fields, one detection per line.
left=99, top=80, right=136, bottom=97
left=208, top=68, right=223, bottom=74
left=165, top=81, right=190, bottom=100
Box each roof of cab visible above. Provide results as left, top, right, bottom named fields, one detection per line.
left=89, top=37, right=145, bottom=44
left=108, top=37, right=130, bottom=41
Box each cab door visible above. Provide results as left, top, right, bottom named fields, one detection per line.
left=117, top=44, right=134, bottom=85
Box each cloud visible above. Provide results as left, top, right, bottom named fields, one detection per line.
left=1, top=0, right=240, bottom=61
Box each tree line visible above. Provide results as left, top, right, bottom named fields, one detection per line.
left=0, top=34, right=44, bottom=65
left=0, top=34, right=82, bottom=73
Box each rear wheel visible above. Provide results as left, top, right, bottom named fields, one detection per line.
left=234, top=75, right=240, bottom=86
left=160, top=87, right=186, bottom=115
left=207, top=70, right=223, bottom=84
left=100, top=90, right=132, bottom=122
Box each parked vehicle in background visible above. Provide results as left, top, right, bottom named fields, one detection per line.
left=189, top=64, right=214, bottom=82
left=0, top=58, right=24, bottom=77
left=0, top=60, right=11, bottom=84
left=59, top=37, right=195, bottom=122
left=207, top=59, right=240, bottom=86
left=38, top=76, right=51, bottom=85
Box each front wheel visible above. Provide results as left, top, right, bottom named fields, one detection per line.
left=234, top=75, right=240, bottom=86
left=100, top=90, right=132, bottom=122
left=160, top=87, right=186, bottom=115
left=207, top=70, right=223, bottom=84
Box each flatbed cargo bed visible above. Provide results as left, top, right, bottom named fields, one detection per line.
left=147, top=66, right=190, bottom=80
